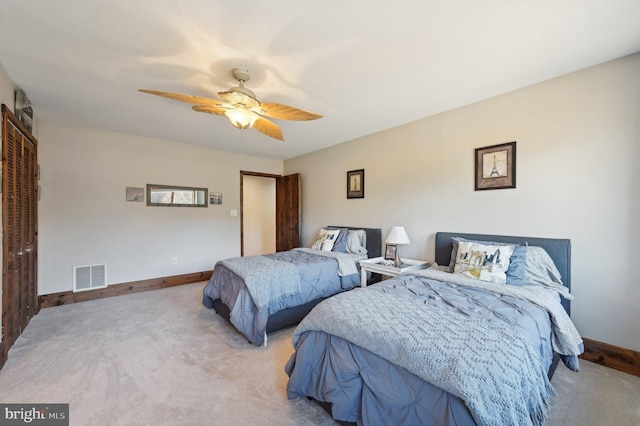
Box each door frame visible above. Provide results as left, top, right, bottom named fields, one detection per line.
left=240, top=171, right=280, bottom=257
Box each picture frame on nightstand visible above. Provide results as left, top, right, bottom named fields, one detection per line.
left=384, top=244, right=397, bottom=261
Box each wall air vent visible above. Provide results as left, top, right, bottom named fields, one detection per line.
left=73, top=264, right=107, bottom=292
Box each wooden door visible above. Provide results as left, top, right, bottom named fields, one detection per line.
left=1, top=104, right=39, bottom=369
left=275, top=173, right=301, bottom=252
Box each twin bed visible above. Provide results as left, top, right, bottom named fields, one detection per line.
left=285, top=231, right=583, bottom=426
left=202, top=229, right=582, bottom=425
left=202, top=226, right=381, bottom=346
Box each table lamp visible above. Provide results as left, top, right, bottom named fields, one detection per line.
left=385, top=226, right=410, bottom=267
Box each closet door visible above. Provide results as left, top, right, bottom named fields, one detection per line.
left=1, top=104, right=38, bottom=368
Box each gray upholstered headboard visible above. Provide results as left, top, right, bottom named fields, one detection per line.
left=435, top=232, right=571, bottom=315
left=329, top=226, right=382, bottom=259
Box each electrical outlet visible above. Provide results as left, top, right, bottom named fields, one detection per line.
left=172, top=257, right=178, bottom=264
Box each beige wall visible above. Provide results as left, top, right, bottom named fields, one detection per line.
left=0, top=64, right=14, bottom=108
left=285, top=53, right=640, bottom=351
left=37, top=122, right=282, bottom=295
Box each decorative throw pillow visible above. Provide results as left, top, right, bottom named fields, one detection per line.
left=311, top=228, right=341, bottom=251
left=505, top=245, right=527, bottom=286
left=346, top=229, right=367, bottom=255
left=327, top=227, right=349, bottom=253
left=453, top=241, right=516, bottom=284
left=449, top=237, right=527, bottom=285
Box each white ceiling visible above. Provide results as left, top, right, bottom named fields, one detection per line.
left=0, top=1, right=638, bottom=160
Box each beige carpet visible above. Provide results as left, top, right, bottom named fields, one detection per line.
left=0, top=282, right=638, bottom=425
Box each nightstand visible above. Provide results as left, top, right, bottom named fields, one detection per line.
left=359, top=257, right=429, bottom=287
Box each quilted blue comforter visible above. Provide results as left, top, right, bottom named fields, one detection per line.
left=286, top=273, right=576, bottom=425
left=202, top=249, right=361, bottom=346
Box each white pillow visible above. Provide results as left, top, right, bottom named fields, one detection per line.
left=453, top=241, right=515, bottom=284
left=311, top=228, right=341, bottom=251
left=346, top=229, right=367, bottom=255
left=524, top=246, right=572, bottom=299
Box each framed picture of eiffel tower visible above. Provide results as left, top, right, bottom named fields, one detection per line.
left=474, top=141, right=516, bottom=190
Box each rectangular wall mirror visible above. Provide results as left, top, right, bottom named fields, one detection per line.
left=146, top=184, right=208, bottom=207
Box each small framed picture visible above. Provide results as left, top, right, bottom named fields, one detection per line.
left=126, top=187, right=144, bottom=202
left=384, top=244, right=397, bottom=261
left=347, top=169, right=364, bottom=199
left=210, top=192, right=222, bottom=205
left=474, top=141, right=516, bottom=191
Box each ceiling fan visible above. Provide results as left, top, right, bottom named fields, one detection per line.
left=139, top=68, right=322, bottom=141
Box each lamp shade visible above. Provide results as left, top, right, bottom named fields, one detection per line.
left=385, top=226, right=410, bottom=245
left=225, top=106, right=259, bottom=129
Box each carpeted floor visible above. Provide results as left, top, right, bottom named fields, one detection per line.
left=0, top=282, right=638, bottom=425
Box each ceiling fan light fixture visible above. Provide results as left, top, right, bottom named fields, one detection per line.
left=139, top=66, right=322, bottom=140
left=224, top=106, right=259, bottom=129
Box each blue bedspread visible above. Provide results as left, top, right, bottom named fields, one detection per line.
left=219, top=256, right=300, bottom=310
left=203, top=249, right=361, bottom=346
left=286, top=274, right=571, bottom=425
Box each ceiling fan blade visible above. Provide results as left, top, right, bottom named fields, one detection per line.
left=256, top=102, right=323, bottom=121
left=192, top=105, right=228, bottom=116
left=253, top=117, right=284, bottom=141
left=139, top=89, right=224, bottom=107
